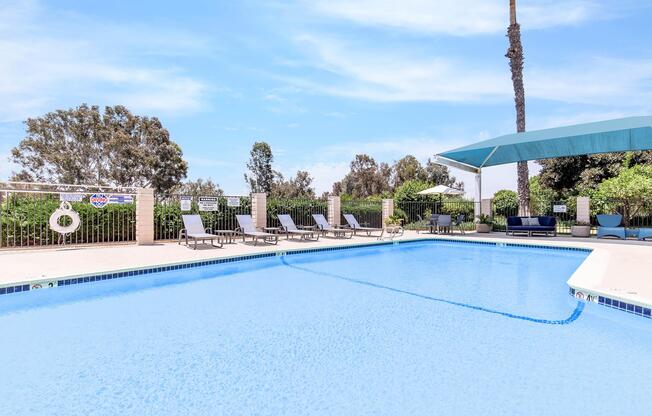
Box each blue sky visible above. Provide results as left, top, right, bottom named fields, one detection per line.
left=1, top=0, right=651, bottom=196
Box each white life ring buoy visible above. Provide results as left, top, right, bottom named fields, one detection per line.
left=49, top=201, right=81, bottom=235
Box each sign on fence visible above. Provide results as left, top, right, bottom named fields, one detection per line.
left=59, top=193, right=84, bottom=202
left=553, top=204, right=567, bottom=213
left=198, top=196, right=218, bottom=211
left=227, top=197, right=240, bottom=207
left=109, top=195, right=134, bottom=204
left=180, top=196, right=192, bottom=211
left=89, top=194, right=109, bottom=208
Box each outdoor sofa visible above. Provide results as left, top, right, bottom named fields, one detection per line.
left=506, top=216, right=557, bottom=237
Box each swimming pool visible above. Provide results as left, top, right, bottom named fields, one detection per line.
left=1, top=240, right=650, bottom=415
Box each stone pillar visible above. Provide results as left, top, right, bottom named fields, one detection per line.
left=382, top=199, right=394, bottom=226
left=136, top=187, right=154, bottom=245
left=251, top=193, right=267, bottom=229
left=481, top=198, right=493, bottom=218
left=577, top=196, right=590, bottom=224
left=328, top=196, right=341, bottom=226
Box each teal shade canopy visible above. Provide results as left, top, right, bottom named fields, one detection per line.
left=436, top=116, right=652, bottom=172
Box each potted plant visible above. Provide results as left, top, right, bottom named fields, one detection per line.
left=475, top=214, right=493, bottom=233
left=570, top=221, right=591, bottom=237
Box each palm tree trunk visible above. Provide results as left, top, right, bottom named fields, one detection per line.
left=506, top=0, right=530, bottom=216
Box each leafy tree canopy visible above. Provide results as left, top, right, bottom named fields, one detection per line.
left=590, top=165, right=652, bottom=225
left=393, top=179, right=435, bottom=204
left=10, top=104, right=188, bottom=192
left=332, top=154, right=462, bottom=197
left=171, top=178, right=223, bottom=198
left=537, top=151, right=652, bottom=197
left=392, top=155, right=426, bottom=188
left=272, top=170, right=315, bottom=198
left=244, top=141, right=275, bottom=193
left=492, top=189, right=518, bottom=217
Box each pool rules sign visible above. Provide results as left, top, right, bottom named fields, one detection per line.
left=198, top=197, right=218, bottom=212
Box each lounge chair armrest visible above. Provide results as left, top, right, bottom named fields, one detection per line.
left=205, top=227, right=213, bottom=234
left=298, top=225, right=317, bottom=230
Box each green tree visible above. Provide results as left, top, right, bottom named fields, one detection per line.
left=392, top=155, right=426, bottom=188
left=393, top=179, right=435, bottom=204
left=172, top=178, right=223, bottom=198
left=538, top=151, right=652, bottom=197
left=492, top=189, right=518, bottom=217
left=332, top=154, right=391, bottom=197
left=590, top=165, right=652, bottom=226
left=272, top=170, right=315, bottom=198
left=424, top=158, right=461, bottom=188
left=244, top=141, right=275, bottom=193
left=506, top=0, right=530, bottom=215
left=10, top=104, right=187, bottom=192
left=528, top=176, right=555, bottom=216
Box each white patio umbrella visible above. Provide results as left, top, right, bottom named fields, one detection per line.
left=417, top=185, right=464, bottom=196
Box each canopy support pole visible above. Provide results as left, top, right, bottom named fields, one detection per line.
left=474, top=169, right=482, bottom=218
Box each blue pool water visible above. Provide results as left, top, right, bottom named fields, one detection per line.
left=1, top=240, right=651, bottom=415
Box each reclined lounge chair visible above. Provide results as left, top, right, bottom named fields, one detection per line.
left=312, top=214, right=354, bottom=238
left=277, top=214, right=319, bottom=241
left=596, top=214, right=626, bottom=239
left=343, top=214, right=384, bottom=237
left=235, top=215, right=278, bottom=245
left=179, top=215, right=224, bottom=249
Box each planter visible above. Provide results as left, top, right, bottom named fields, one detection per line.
left=571, top=225, right=591, bottom=238
left=475, top=223, right=491, bottom=233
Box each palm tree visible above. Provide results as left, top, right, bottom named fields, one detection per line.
left=506, top=0, right=530, bottom=215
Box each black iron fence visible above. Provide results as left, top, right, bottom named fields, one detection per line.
left=0, top=190, right=136, bottom=248
left=590, top=198, right=652, bottom=229
left=154, top=195, right=251, bottom=240
left=341, top=199, right=383, bottom=228
left=266, top=198, right=328, bottom=228
left=397, top=200, right=477, bottom=231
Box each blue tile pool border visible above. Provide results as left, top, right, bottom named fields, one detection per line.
left=568, top=287, right=651, bottom=319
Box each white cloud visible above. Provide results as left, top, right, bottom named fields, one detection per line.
left=306, top=0, right=602, bottom=36
left=284, top=35, right=652, bottom=107
left=288, top=35, right=510, bottom=102
left=0, top=0, right=208, bottom=121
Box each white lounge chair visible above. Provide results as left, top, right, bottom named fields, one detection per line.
left=277, top=214, right=319, bottom=241
left=312, top=214, right=353, bottom=238
left=342, top=214, right=384, bottom=237
left=235, top=215, right=278, bottom=245
left=179, top=215, right=223, bottom=249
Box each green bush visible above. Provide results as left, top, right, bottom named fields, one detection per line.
left=493, top=190, right=518, bottom=217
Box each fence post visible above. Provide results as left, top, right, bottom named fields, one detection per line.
left=577, top=196, right=590, bottom=224
left=328, top=196, right=341, bottom=226
left=481, top=198, right=493, bottom=218
left=251, top=193, right=267, bottom=229
left=382, top=199, right=394, bottom=226
left=136, top=187, right=155, bottom=245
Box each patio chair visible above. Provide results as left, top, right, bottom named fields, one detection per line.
left=452, top=214, right=466, bottom=235
left=638, top=228, right=652, bottom=241
left=235, top=214, right=279, bottom=245
left=428, top=214, right=440, bottom=234
left=277, top=214, right=319, bottom=241
left=596, top=214, right=626, bottom=239
left=179, top=215, right=223, bottom=250
left=437, top=215, right=452, bottom=234
left=342, top=214, right=384, bottom=237
left=312, top=214, right=353, bottom=238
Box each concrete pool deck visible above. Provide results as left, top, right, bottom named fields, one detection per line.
left=1, top=231, right=651, bottom=312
